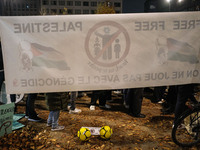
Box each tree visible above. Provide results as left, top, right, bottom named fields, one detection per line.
left=96, top=1, right=115, bottom=14
left=63, top=7, right=68, bottom=15
left=40, top=8, right=47, bottom=15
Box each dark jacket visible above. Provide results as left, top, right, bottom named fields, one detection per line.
left=0, top=43, right=4, bottom=70
left=45, top=92, right=68, bottom=111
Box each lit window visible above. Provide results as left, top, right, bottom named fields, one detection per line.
left=107, top=2, right=112, bottom=7
left=26, top=5, right=29, bottom=9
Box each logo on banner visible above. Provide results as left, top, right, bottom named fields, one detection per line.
left=85, top=21, right=130, bottom=73
left=19, top=41, right=70, bottom=71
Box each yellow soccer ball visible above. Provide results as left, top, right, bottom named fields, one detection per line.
left=100, top=126, right=113, bottom=139
left=77, top=127, right=91, bottom=141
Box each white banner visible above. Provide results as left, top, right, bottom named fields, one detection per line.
left=0, top=12, right=200, bottom=94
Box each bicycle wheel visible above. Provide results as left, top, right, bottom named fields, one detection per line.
left=172, top=107, right=200, bottom=147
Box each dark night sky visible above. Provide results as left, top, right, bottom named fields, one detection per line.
left=123, top=0, right=146, bottom=13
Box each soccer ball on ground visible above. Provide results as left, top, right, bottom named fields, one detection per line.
left=77, top=127, right=91, bottom=141
left=99, top=126, right=113, bottom=139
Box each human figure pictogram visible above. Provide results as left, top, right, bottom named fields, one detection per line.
left=94, top=37, right=101, bottom=56
left=95, top=27, right=117, bottom=60
left=114, top=39, right=121, bottom=59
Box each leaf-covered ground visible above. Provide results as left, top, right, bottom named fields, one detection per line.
left=0, top=91, right=200, bottom=150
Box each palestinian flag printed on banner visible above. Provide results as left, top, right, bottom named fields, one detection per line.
left=166, top=38, right=199, bottom=64
left=156, top=37, right=199, bottom=65
left=19, top=41, right=70, bottom=71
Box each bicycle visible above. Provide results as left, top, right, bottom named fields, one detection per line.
left=171, top=92, right=200, bottom=147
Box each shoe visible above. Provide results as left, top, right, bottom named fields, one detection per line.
left=25, top=114, right=39, bottom=119
left=113, top=90, right=121, bottom=94
left=82, top=92, right=87, bottom=97
left=51, top=125, right=65, bottom=131
left=47, top=123, right=51, bottom=127
left=99, top=104, right=111, bottom=109
left=28, top=116, right=42, bottom=122
left=130, top=113, right=146, bottom=118
left=90, top=105, right=95, bottom=110
left=69, top=108, right=82, bottom=114
left=158, top=99, right=165, bottom=104
left=123, top=102, right=129, bottom=109
left=124, top=104, right=129, bottom=109
left=67, top=105, right=71, bottom=111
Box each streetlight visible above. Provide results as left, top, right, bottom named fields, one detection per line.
left=166, top=0, right=171, bottom=12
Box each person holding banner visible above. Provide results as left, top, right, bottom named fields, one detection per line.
left=0, top=42, right=16, bottom=110
left=46, top=92, right=68, bottom=131
left=0, top=43, right=4, bottom=94
left=124, top=88, right=145, bottom=118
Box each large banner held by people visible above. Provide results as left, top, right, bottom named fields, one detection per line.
left=0, top=12, right=199, bottom=94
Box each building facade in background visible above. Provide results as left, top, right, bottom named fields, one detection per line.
left=144, top=0, right=200, bottom=12
left=0, top=0, right=122, bottom=16
left=0, top=0, right=41, bottom=16
left=40, top=0, right=122, bottom=15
